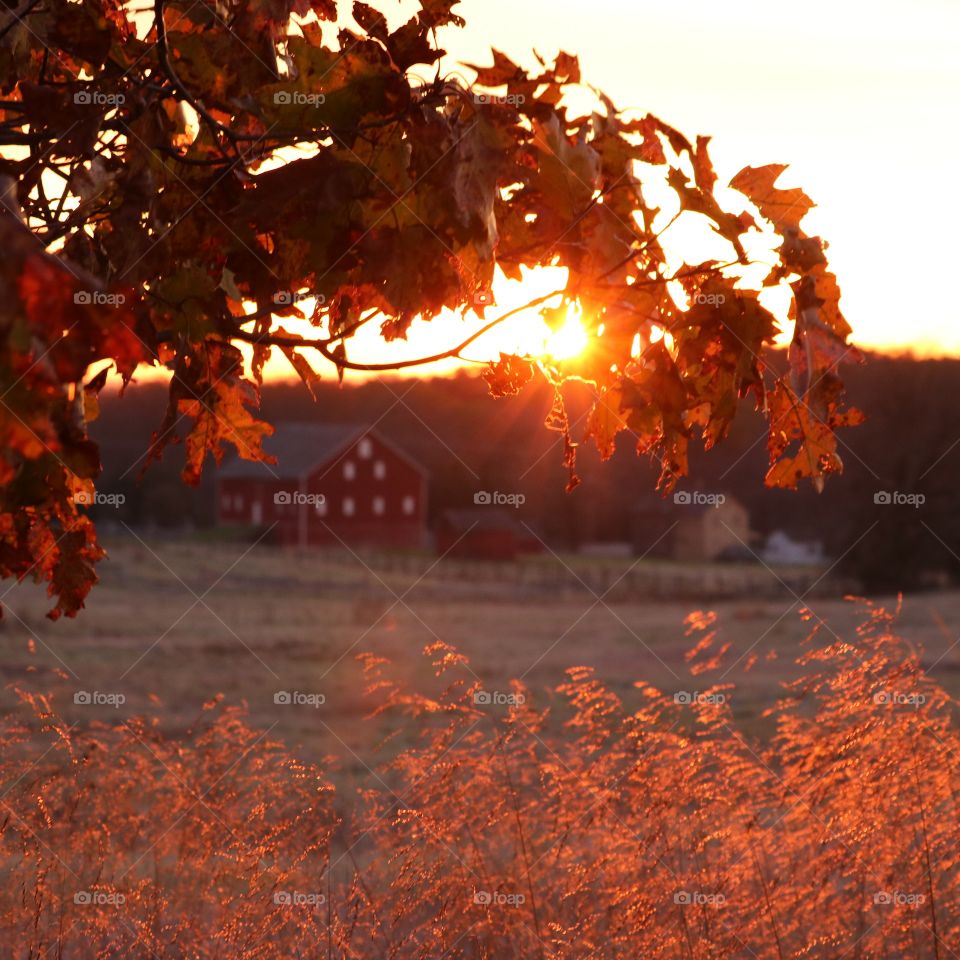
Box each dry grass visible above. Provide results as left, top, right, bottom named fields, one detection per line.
left=2, top=599, right=960, bottom=957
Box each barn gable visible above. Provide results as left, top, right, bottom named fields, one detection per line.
left=217, top=422, right=428, bottom=549
left=219, top=423, right=367, bottom=481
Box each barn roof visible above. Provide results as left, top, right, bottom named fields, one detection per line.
left=219, top=422, right=366, bottom=480
left=439, top=508, right=528, bottom=535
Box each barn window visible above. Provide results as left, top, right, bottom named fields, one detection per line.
left=234, top=495, right=244, bottom=511
left=357, top=437, right=373, bottom=459
left=372, top=496, right=385, bottom=516
left=221, top=495, right=231, bottom=511
left=342, top=496, right=355, bottom=517
left=402, top=495, right=416, bottom=516
left=373, top=460, right=386, bottom=480
left=343, top=460, right=356, bottom=480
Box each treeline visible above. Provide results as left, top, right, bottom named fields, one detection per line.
left=91, top=353, right=960, bottom=591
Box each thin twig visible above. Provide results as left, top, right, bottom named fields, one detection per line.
left=228, top=289, right=567, bottom=372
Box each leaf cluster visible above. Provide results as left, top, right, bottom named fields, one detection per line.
left=0, top=0, right=860, bottom=613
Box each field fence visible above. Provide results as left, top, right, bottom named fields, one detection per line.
left=347, top=551, right=852, bottom=602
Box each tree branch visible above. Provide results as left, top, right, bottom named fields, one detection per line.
left=154, top=0, right=239, bottom=151
left=228, top=290, right=567, bottom=372
left=0, top=0, right=43, bottom=41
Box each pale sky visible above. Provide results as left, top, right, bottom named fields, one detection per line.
left=133, top=0, right=960, bottom=384
left=435, top=0, right=959, bottom=358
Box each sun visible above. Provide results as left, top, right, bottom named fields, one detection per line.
left=543, top=303, right=590, bottom=361
left=488, top=298, right=591, bottom=363
left=464, top=268, right=594, bottom=364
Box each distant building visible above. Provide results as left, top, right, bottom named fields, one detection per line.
left=436, top=508, right=543, bottom=562
left=631, top=493, right=754, bottom=562
left=763, top=530, right=825, bottom=566
left=217, top=423, right=428, bottom=548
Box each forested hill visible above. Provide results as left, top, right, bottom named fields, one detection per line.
left=92, top=353, right=960, bottom=591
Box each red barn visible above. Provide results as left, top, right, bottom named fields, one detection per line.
left=436, top=508, right=543, bottom=562
left=217, top=423, right=428, bottom=548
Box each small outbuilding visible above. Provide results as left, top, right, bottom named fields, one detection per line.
left=631, top=493, right=754, bottom=562
left=436, top=508, right=543, bottom=562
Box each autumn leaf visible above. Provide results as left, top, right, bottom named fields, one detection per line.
left=765, top=379, right=843, bottom=490
left=46, top=522, right=104, bottom=620
left=82, top=367, right=109, bottom=423
left=620, top=343, right=691, bottom=489
left=730, top=164, right=815, bottom=235
left=353, top=2, right=389, bottom=41
left=634, top=115, right=667, bottom=165
left=465, top=48, right=522, bottom=87
left=584, top=385, right=628, bottom=460
left=482, top=353, right=534, bottom=398
left=275, top=327, right=322, bottom=400
left=552, top=51, right=580, bottom=84
left=417, top=0, right=465, bottom=28
left=666, top=167, right=747, bottom=262
left=178, top=380, right=276, bottom=486
left=692, top=135, right=717, bottom=193
left=532, top=114, right=601, bottom=219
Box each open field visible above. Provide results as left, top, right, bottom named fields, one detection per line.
left=4, top=537, right=960, bottom=957
left=2, top=534, right=959, bottom=769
